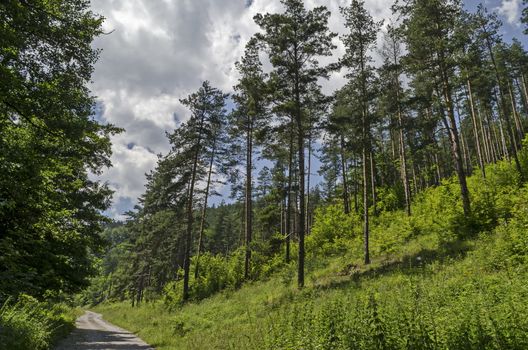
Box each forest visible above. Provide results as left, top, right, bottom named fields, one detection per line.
left=2, top=0, right=528, bottom=349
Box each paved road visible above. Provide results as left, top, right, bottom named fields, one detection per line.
left=54, top=311, right=154, bottom=350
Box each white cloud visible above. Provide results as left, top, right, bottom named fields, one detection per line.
left=496, top=0, right=521, bottom=26
left=88, top=0, right=396, bottom=218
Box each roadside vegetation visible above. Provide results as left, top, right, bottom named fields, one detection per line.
left=94, top=153, right=528, bottom=349
left=0, top=295, right=80, bottom=350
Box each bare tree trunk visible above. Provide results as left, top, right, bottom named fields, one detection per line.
left=485, top=35, right=522, bottom=174
left=397, top=110, right=411, bottom=215
left=466, top=79, right=486, bottom=178
left=412, top=161, right=419, bottom=194
left=434, top=152, right=442, bottom=185
left=370, top=151, right=377, bottom=215
left=194, top=138, right=217, bottom=279
left=438, top=75, right=471, bottom=215
left=521, top=71, right=528, bottom=114
left=498, top=114, right=509, bottom=159
left=340, top=135, right=350, bottom=214
left=455, top=102, right=471, bottom=175
left=508, top=79, right=524, bottom=142
left=296, top=119, right=305, bottom=288
left=486, top=109, right=502, bottom=161
left=353, top=158, right=359, bottom=213
left=362, top=146, right=370, bottom=265
left=476, top=102, right=491, bottom=164
left=285, top=122, right=294, bottom=263
left=515, top=77, right=528, bottom=116
left=183, top=113, right=206, bottom=301
left=244, top=122, right=253, bottom=280
left=306, top=130, right=312, bottom=234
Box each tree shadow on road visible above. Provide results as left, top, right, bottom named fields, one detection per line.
left=54, top=328, right=154, bottom=350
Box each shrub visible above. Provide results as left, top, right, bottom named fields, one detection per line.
left=308, top=204, right=361, bottom=254
left=0, top=295, right=76, bottom=350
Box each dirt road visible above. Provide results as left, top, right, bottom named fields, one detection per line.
left=54, top=311, right=154, bottom=350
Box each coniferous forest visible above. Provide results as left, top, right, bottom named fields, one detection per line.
left=3, top=0, right=528, bottom=349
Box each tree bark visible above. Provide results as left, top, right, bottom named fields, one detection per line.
left=466, top=78, right=486, bottom=178
left=294, top=60, right=305, bottom=288
left=397, top=105, right=411, bottom=215
left=285, top=122, right=294, bottom=263
left=507, top=79, right=524, bottom=142
left=485, top=34, right=523, bottom=175
left=183, top=112, right=206, bottom=301
left=438, top=75, right=471, bottom=215
left=244, top=121, right=253, bottom=280
left=340, top=135, right=351, bottom=214
left=194, top=138, right=217, bottom=279
left=370, top=151, right=377, bottom=215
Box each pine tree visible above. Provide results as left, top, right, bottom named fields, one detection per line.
left=340, top=0, right=382, bottom=264
left=394, top=0, right=472, bottom=215
left=379, top=26, right=412, bottom=215
left=177, top=81, right=228, bottom=301
left=254, top=0, right=336, bottom=287
left=229, top=37, right=268, bottom=280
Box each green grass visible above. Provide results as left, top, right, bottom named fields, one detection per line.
left=94, top=160, right=528, bottom=349
left=0, top=295, right=80, bottom=350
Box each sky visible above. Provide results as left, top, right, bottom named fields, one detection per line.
left=89, top=0, right=527, bottom=219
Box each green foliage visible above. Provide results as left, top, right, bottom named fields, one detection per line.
left=376, top=186, right=404, bottom=212
left=0, top=295, right=77, bottom=350
left=92, top=158, right=528, bottom=350
left=520, top=136, right=528, bottom=176
left=307, top=204, right=361, bottom=254
left=261, top=161, right=528, bottom=349
left=164, top=252, right=244, bottom=306
left=163, top=247, right=287, bottom=306
left=0, top=0, right=120, bottom=299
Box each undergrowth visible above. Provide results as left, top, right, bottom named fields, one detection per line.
left=0, top=295, right=79, bottom=350
left=94, top=157, right=528, bottom=350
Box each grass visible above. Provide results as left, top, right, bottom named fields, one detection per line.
left=0, top=295, right=81, bottom=350
left=94, top=160, right=528, bottom=349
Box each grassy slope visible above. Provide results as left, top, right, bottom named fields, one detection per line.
left=94, top=161, right=528, bottom=349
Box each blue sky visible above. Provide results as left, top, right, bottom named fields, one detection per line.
left=88, top=0, right=527, bottom=220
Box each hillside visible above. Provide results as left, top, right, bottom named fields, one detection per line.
left=4, top=1, right=528, bottom=350
left=93, top=158, right=528, bottom=349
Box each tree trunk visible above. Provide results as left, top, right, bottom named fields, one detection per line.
left=507, top=79, right=524, bottom=142
left=306, top=130, right=312, bottom=234
left=183, top=113, right=206, bottom=301
left=476, top=102, right=492, bottom=164
left=285, top=122, right=294, bottom=263
left=497, top=111, right=509, bottom=159
left=194, top=138, right=217, bottom=279
left=485, top=35, right=523, bottom=175
left=466, top=78, right=486, bottom=178
left=294, top=49, right=306, bottom=288
left=362, top=144, right=370, bottom=265
left=353, top=159, right=359, bottom=213
left=521, top=71, right=528, bottom=114
left=340, top=135, right=351, bottom=214
left=244, top=121, right=253, bottom=280
left=438, top=76, right=471, bottom=215
left=370, top=151, right=377, bottom=215
left=397, top=109, right=411, bottom=215
left=515, top=77, right=528, bottom=116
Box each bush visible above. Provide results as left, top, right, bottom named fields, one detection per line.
left=0, top=295, right=76, bottom=350
left=262, top=166, right=528, bottom=350
left=308, top=204, right=361, bottom=255
left=163, top=243, right=289, bottom=307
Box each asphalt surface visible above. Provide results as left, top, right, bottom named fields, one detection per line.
left=54, top=311, right=154, bottom=350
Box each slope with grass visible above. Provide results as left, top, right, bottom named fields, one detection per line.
left=94, top=159, right=528, bottom=350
